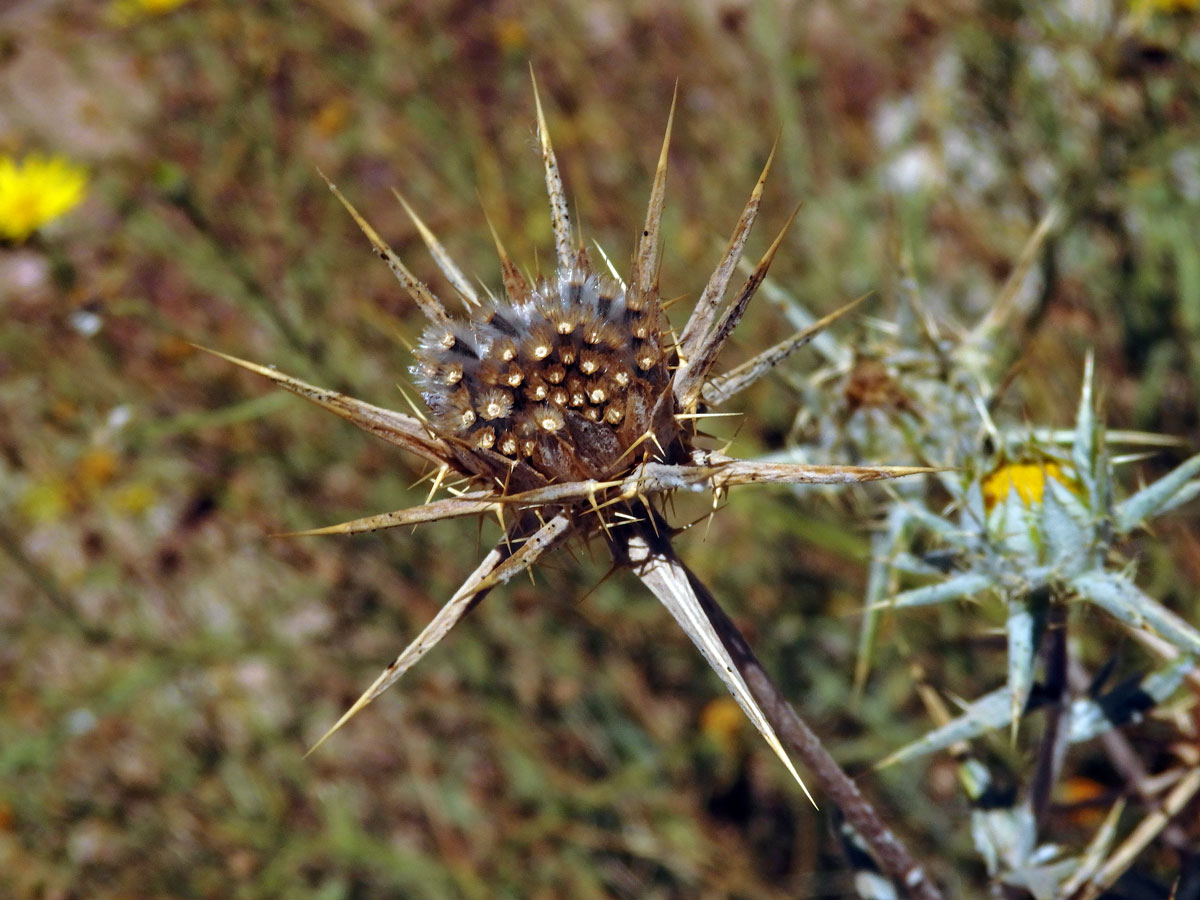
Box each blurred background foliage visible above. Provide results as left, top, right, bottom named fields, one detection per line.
left=1, top=0, right=1198, bottom=897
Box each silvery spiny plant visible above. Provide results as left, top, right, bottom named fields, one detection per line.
left=205, top=82, right=947, bottom=898
left=874, top=364, right=1200, bottom=900
left=762, top=214, right=1200, bottom=897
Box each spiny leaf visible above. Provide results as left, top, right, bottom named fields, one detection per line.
left=194, top=346, right=452, bottom=469
left=703, top=292, right=869, bottom=406
left=876, top=687, right=1012, bottom=770
left=856, top=505, right=912, bottom=695
left=1113, top=453, right=1200, bottom=534
left=632, top=83, right=676, bottom=301
left=674, top=204, right=801, bottom=412
left=1071, top=352, right=1096, bottom=493
left=1071, top=571, right=1200, bottom=656
left=889, top=551, right=953, bottom=578
left=278, top=492, right=499, bottom=537
left=1006, top=595, right=1038, bottom=740
left=530, top=70, right=573, bottom=273
left=319, top=170, right=452, bottom=329
left=393, top=188, right=480, bottom=309
left=626, top=528, right=816, bottom=806
left=677, top=138, right=777, bottom=367
left=879, top=655, right=1198, bottom=771
left=307, top=513, right=571, bottom=754
left=1040, top=476, right=1088, bottom=572
left=1068, top=655, right=1196, bottom=743
left=878, top=572, right=994, bottom=610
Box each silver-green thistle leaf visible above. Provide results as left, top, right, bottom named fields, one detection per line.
left=1068, top=655, right=1196, bottom=743
left=880, top=653, right=1196, bottom=772
left=876, top=687, right=1012, bottom=770
left=1158, top=479, right=1200, bottom=517
left=1071, top=571, right=1200, bottom=656
left=856, top=505, right=913, bottom=693
left=989, top=483, right=1039, bottom=560
left=884, top=572, right=994, bottom=609
left=1040, top=476, right=1089, bottom=573
left=1113, top=453, right=1200, bottom=534
left=1071, top=352, right=1096, bottom=485
left=888, top=550, right=947, bottom=578
left=894, top=500, right=976, bottom=552
left=1006, top=595, right=1039, bottom=735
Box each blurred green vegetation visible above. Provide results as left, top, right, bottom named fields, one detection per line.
left=1, top=1, right=1197, bottom=897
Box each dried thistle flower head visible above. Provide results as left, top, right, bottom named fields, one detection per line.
left=413, top=261, right=681, bottom=486
left=206, top=80, right=934, bottom=799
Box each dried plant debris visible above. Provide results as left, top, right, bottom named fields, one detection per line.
left=206, top=79, right=932, bottom=801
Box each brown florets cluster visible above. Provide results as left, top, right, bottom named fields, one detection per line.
left=413, top=264, right=686, bottom=485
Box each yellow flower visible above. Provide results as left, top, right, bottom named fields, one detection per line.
left=981, top=460, right=1074, bottom=512
left=108, top=0, right=191, bottom=23
left=0, top=154, right=88, bottom=243
left=494, top=19, right=529, bottom=53
left=74, top=448, right=120, bottom=493
left=700, top=697, right=746, bottom=754
left=1130, top=0, right=1197, bottom=12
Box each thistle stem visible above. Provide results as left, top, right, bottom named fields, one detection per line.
left=622, top=525, right=946, bottom=900
left=1029, top=598, right=1069, bottom=828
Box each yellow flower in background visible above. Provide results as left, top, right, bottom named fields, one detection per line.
left=1131, top=0, right=1197, bottom=12
left=0, top=154, right=88, bottom=242
left=700, top=697, right=746, bottom=755
left=108, top=0, right=191, bottom=24
left=494, top=19, right=529, bottom=53
left=981, top=459, right=1075, bottom=512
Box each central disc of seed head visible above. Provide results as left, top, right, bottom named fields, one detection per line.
left=414, top=266, right=684, bottom=485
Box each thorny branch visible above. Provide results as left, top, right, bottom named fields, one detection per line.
left=620, top=522, right=947, bottom=900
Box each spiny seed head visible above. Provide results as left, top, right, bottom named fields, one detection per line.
left=413, top=267, right=684, bottom=484
left=225, top=87, right=923, bottom=795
